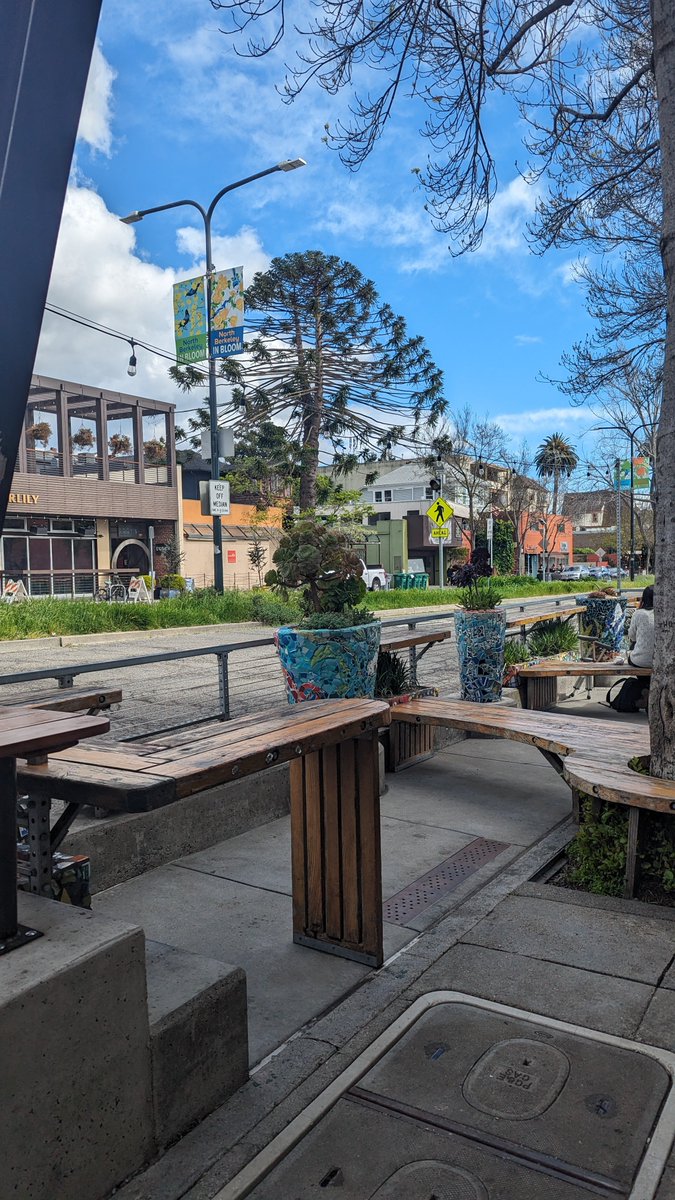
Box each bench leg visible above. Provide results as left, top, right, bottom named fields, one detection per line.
left=623, top=807, right=640, bottom=899
left=528, top=677, right=558, bottom=710
left=290, top=733, right=383, bottom=968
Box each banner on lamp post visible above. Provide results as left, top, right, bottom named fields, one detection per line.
left=210, top=266, right=244, bottom=358
left=173, top=276, right=207, bottom=363
left=616, top=457, right=653, bottom=492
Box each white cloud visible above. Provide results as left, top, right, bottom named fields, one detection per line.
left=495, top=406, right=590, bottom=439
left=35, top=183, right=271, bottom=412
left=314, top=187, right=449, bottom=273
left=514, top=334, right=543, bottom=345
left=176, top=225, right=270, bottom=279
left=77, top=42, right=116, bottom=156
left=476, top=176, right=539, bottom=259
left=555, top=258, right=587, bottom=287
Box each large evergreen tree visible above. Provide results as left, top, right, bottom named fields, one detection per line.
left=173, top=251, right=444, bottom=511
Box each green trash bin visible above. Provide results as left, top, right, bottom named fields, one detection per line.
left=404, top=572, right=415, bottom=589
left=413, top=572, right=429, bottom=589
left=392, top=572, right=406, bottom=590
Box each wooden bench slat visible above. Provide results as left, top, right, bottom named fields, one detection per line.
left=380, top=630, right=452, bottom=652
left=0, top=685, right=122, bottom=713
left=517, top=663, right=651, bottom=678
left=17, top=757, right=177, bottom=811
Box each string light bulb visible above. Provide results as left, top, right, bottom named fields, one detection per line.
left=127, top=339, right=137, bottom=377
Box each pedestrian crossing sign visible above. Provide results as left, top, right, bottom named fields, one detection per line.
left=426, top=497, right=454, bottom=526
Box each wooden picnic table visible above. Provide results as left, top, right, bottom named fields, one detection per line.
left=0, top=704, right=109, bottom=954
left=18, top=699, right=391, bottom=966
left=515, top=660, right=651, bottom=710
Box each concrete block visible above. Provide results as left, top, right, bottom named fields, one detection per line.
left=146, top=941, right=248, bottom=1148
left=0, top=893, right=154, bottom=1200
left=63, top=762, right=290, bottom=892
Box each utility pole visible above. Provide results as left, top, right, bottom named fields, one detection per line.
left=438, top=460, right=445, bottom=589
left=615, top=458, right=623, bottom=595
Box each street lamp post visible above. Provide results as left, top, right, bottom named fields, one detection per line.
left=121, top=159, right=306, bottom=591
left=592, top=420, right=656, bottom=582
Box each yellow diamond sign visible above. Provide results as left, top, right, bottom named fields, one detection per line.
left=426, top=497, right=454, bottom=527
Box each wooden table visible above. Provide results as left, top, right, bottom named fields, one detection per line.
left=515, top=661, right=651, bottom=710
left=0, top=704, right=109, bottom=954
left=17, top=699, right=390, bottom=966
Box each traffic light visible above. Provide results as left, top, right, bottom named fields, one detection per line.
left=429, top=477, right=441, bottom=492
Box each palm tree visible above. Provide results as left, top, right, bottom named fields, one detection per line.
left=534, top=433, right=579, bottom=514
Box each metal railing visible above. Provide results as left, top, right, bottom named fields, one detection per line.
left=0, top=593, right=627, bottom=734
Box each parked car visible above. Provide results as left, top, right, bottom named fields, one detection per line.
left=606, top=566, right=629, bottom=578
left=586, top=566, right=612, bottom=580
left=359, top=560, right=388, bottom=591
left=560, top=565, right=591, bottom=581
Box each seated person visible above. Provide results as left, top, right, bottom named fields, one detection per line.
left=628, top=585, right=654, bottom=668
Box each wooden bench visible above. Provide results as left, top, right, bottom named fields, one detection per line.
left=514, top=661, right=651, bottom=710
left=505, top=606, right=586, bottom=637
left=391, top=698, right=661, bottom=896
left=1, top=684, right=122, bottom=715
left=17, top=699, right=391, bottom=967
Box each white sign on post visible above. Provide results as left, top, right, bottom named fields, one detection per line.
left=200, top=479, right=231, bottom=516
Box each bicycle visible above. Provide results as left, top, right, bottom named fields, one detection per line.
left=94, top=574, right=128, bottom=603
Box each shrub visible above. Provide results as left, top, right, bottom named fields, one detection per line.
left=265, top=518, right=373, bottom=628
left=297, top=609, right=377, bottom=630
left=375, top=649, right=410, bottom=697
left=158, top=574, right=186, bottom=591
left=528, top=618, right=578, bottom=657
left=503, top=639, right=530, bottom=668
left=568, top=797, right=675, bottom=897
left=457, top=576, right=502, bottom=610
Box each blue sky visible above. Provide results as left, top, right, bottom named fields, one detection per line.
left=35, top=0, right=600, bottom=462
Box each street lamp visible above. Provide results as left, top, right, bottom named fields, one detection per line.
left=120, top=158, right=306, bottom=591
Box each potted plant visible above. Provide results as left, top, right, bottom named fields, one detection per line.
left=109, top=432, right=132, bottom=457
left=25, top=420, right=52, bottom=448
left=454, top=574, right=506, bottom=702
left=266, top=518, right=381, bottom=703
left=71, top=425, right=95, bottom=451
left=158, top=573, right=186, bottom=598
left=143, top=438, right=167, bottom=465
left=576, top=586, right=627, bottom=658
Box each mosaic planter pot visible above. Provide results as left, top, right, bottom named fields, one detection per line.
left=576, top=595, right=628, bottom=653
left=274, top=622, right=381, bottom=704
left=454, top=609, right=507, bottom=703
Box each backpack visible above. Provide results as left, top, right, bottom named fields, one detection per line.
left=606, top=677, right=647, bottom=713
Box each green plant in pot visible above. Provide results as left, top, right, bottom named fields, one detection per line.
left=266, top=518, right=381, bottom=703
left=454, top=573, right=506, bottom=702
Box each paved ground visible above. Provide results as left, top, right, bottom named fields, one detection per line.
left=94, top=736, right=572, bottom=1064
left=108, top=716, right=675, bottom=1200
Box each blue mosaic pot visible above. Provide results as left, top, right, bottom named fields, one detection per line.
left=576, top=595, right=627, bottom=652
left=454, top=609, right=507, bottom=703
left=274, top=622, right=381, bottom=704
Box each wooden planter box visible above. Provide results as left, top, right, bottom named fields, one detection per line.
left=381, top=688, right=438, bottom=772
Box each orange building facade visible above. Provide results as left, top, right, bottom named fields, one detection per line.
left=519, top=513, right=574, bottom=575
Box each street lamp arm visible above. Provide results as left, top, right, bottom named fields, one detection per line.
left=121, top=198, right=208, bottom=225
left=206, top=163, right=289, bottom=225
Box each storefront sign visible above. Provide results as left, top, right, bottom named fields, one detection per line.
left=173, top=275, right=207, bottom=363
left=227, top=549, right=236, bottom=563
left=210, top=266, right=244, bottom=358
left=8, top=493, right=39, bottom=504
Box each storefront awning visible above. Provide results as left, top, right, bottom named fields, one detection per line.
left=183, top=523, right=281, bottom=541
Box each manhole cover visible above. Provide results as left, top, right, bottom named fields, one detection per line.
left=223, top=996, right=675, bottom=1200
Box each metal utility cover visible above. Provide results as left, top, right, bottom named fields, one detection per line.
left=235, top=996, right=675, bottom=1200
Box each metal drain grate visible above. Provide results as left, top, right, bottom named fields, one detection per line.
left=383, top=838, right=510, bottom=925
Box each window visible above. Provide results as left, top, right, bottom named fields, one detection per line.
left=393, top=487, right=413, bottom=502
left=557, top=522, right=566, bottom=533
left=384, top=489, right=392, bottom=503
left=425, top=487, right=434, bottom=499
left=3, top=516, right=26, bottom=530
left=374, top=490, right=383, bottom=503
left=51, top=518, right=74, bottom=532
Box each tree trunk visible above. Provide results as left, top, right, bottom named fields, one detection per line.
left=649, top=0, right=675, bottom=777
left=292, top=308, right=320, bottom=512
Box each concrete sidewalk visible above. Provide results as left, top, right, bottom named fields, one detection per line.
left=95, top=736, right=571, bottom=1065
left=109, top=725, right=675, bottom=1200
